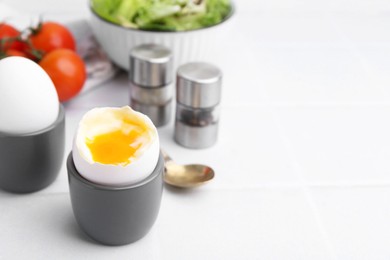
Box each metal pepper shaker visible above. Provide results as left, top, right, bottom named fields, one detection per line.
left=129, top=44, right=173, bottom=127
left=174, top=62, right=222, bottom=149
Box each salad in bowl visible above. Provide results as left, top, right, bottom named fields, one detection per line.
left=90, top=0, right=234, bottom=69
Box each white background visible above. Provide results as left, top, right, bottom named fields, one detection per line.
left=1, top=0, right=390, bottom=259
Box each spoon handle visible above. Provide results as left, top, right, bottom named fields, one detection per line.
left=160, top=149, right=173, bottom=163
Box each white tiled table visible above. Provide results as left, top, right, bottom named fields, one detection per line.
left=1, top=0, right=390, bottom=259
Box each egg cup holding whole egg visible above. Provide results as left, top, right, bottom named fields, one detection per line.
left=0, top=57, right=65, bottom=193
left=67, top=106, right=164, bottom=245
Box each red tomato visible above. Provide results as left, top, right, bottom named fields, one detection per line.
left=29, top=22, right=76, bottom=54
left=0, top=23, right=24, bottom=51
left=5, top=49, right=28, bottom=58
left=39, top=49, right=86, bottom=102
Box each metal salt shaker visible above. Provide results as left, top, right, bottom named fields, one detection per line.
left=174, top=62, right=222, bottom=149
left=129, top=44, right=173, bottom=127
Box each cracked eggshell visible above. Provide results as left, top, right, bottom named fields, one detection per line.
left=72, top=107, right=160, bottom=187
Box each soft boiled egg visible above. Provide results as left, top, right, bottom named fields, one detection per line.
left=72, top=106, right=160, bottom=186
left=0, top=57, right=59, bottom=134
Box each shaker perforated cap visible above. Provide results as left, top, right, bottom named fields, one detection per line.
left=176, top=62, right=222, bottom=108
left=129, top=44, right=173, bottom=87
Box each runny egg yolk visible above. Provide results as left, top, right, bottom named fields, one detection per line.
left=85, top=116, right=151, bottom=166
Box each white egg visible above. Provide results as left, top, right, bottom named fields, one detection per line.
left=72, top=106, right=160, bottom=187
left=0, top=57, right=59, bottom=134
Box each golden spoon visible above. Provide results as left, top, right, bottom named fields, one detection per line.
left=162, top=150, right=215, bottom=188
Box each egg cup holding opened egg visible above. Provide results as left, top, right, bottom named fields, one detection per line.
left=0, top=57, right=65, bottom=193
left=72, top=106, right=160, bottom=186
left=67, top=106, right=164, bottom=245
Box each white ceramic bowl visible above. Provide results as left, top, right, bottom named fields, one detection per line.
left=89, top=4, right=235, bottom=70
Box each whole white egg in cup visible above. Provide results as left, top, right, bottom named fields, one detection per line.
left=0, top=56, right=65, bottom=193
left=0, top=57, right=59, bottom=134
left=72, top=106, right=160, bottom=186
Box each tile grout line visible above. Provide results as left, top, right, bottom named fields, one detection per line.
left=200, top=181, right=390, bottom=192
left=31, top=180, right=390, bottom=197
left=270, top=105, right=339, bottom=259
left=221, top=103, right=390, bottom=109
left=258, top=33, right=339, bottom=257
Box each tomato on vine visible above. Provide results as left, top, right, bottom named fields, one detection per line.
left=0, top=23, right=24, bottom=51
left=1, top=20, right=86, bottom=102
left=39, top=48, right=86, bottom=102
left=28, top=21, right=76, bottom=54
left=4, top=49, right=28, bottom=58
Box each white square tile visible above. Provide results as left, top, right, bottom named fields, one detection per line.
left=248, top=12, right=342, bottom=46
left=331, top=13, right=390, bottom=45
left=241, top=0, right=390, bottom=13
left=259, top=46, right=390, bottom=105
left=352, top=46, right=390, bottom=91
left=310, top=187, right=390, bottom=259
left=276, top=107, right=390, bottom=183
left=157, top=188, right=333, bottom=259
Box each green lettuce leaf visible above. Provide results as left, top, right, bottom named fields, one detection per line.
left=91, top=0, right=232, bottom=31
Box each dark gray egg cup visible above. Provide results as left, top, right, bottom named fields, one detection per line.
left=0, top=105, right=65, bottom=193
left=67, top=152, right=164, bottom=246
